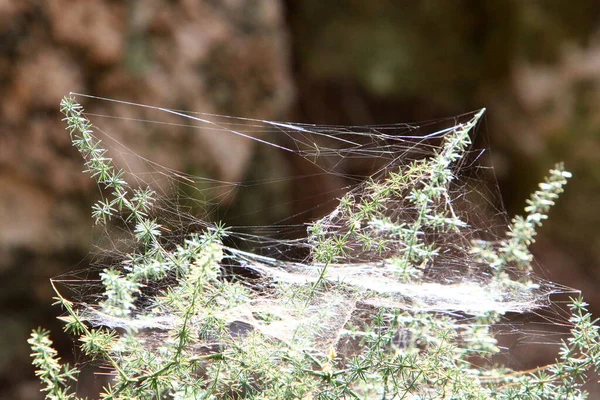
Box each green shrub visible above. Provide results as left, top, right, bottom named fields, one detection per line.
left=29, top=96, right=599, bottom=399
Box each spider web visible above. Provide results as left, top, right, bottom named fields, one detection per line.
left=55, top=93, right=574, bottom=364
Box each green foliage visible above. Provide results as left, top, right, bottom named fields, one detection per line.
left=471, top=164, right=571, bottom=278
left=309, top=110, right=480, bottom=278
left=29, top=96, right=600, bottom=399
left=28, top=329, right=79, bottom=400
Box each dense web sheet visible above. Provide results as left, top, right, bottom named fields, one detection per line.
left=57, top=93, right=573, bottom=364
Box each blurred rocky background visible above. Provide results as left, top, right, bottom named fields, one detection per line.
left=1, top=1, right=599, bottom=398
